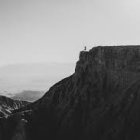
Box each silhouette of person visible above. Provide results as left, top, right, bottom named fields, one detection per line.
left=84, top=46, right=87, bottom=51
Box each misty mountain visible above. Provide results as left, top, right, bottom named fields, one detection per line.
left=2, top=46, right=140, bottom=140
left=0, top=62, right=75, bottom=94
left=12, top=90, right=44, bottom=102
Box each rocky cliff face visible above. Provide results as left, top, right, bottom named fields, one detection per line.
left=0, top=95, right=29, bottom=118
left=1, top=46, right=140, bottom=140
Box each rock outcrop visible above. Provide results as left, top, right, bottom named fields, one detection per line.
left=1, top=46, right=140, bottom=140
left=0, top=95, right=29, bottom=118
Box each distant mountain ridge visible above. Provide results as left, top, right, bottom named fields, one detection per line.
left=12, top=90, right=44, bottom=102
left=2, top=46, right=140, bottom=140
left=0, top=62, right=75, bottom=93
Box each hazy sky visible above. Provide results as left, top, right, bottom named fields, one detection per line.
left=1, top=0, right=140, bottom=65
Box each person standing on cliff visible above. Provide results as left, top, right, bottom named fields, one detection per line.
left=84, top=46, right=87, bottom=51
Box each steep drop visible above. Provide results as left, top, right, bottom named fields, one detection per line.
left=2, top=46, right=140, bottom=140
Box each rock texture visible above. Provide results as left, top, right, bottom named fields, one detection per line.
left=1, top=46, right=140, bottom=140
left=0, top=95, right=29, bottom=118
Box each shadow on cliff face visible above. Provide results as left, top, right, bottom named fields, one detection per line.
left=25, top=78, right=140, bottom=140
left=1, top=46, right=140, bottom=140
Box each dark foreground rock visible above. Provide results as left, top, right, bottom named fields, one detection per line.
left=1, top=46, right=140, bottom=140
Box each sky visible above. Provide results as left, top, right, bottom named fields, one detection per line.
left=0, top=63, right=75, bottom=93
left=1, top=0, right=140, bottom=65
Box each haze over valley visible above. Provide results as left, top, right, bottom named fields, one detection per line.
left=0, top=62, right=75, bottom=99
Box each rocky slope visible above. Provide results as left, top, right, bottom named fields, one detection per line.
left=1, top=46, right=140, bottom=140
left=0, top=95, right=29, bottom=118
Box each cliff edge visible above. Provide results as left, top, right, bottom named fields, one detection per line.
left=2, top=46, right=140, bottom=140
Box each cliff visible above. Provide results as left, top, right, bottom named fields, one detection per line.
left=1, top=46, right=140, bottom=140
